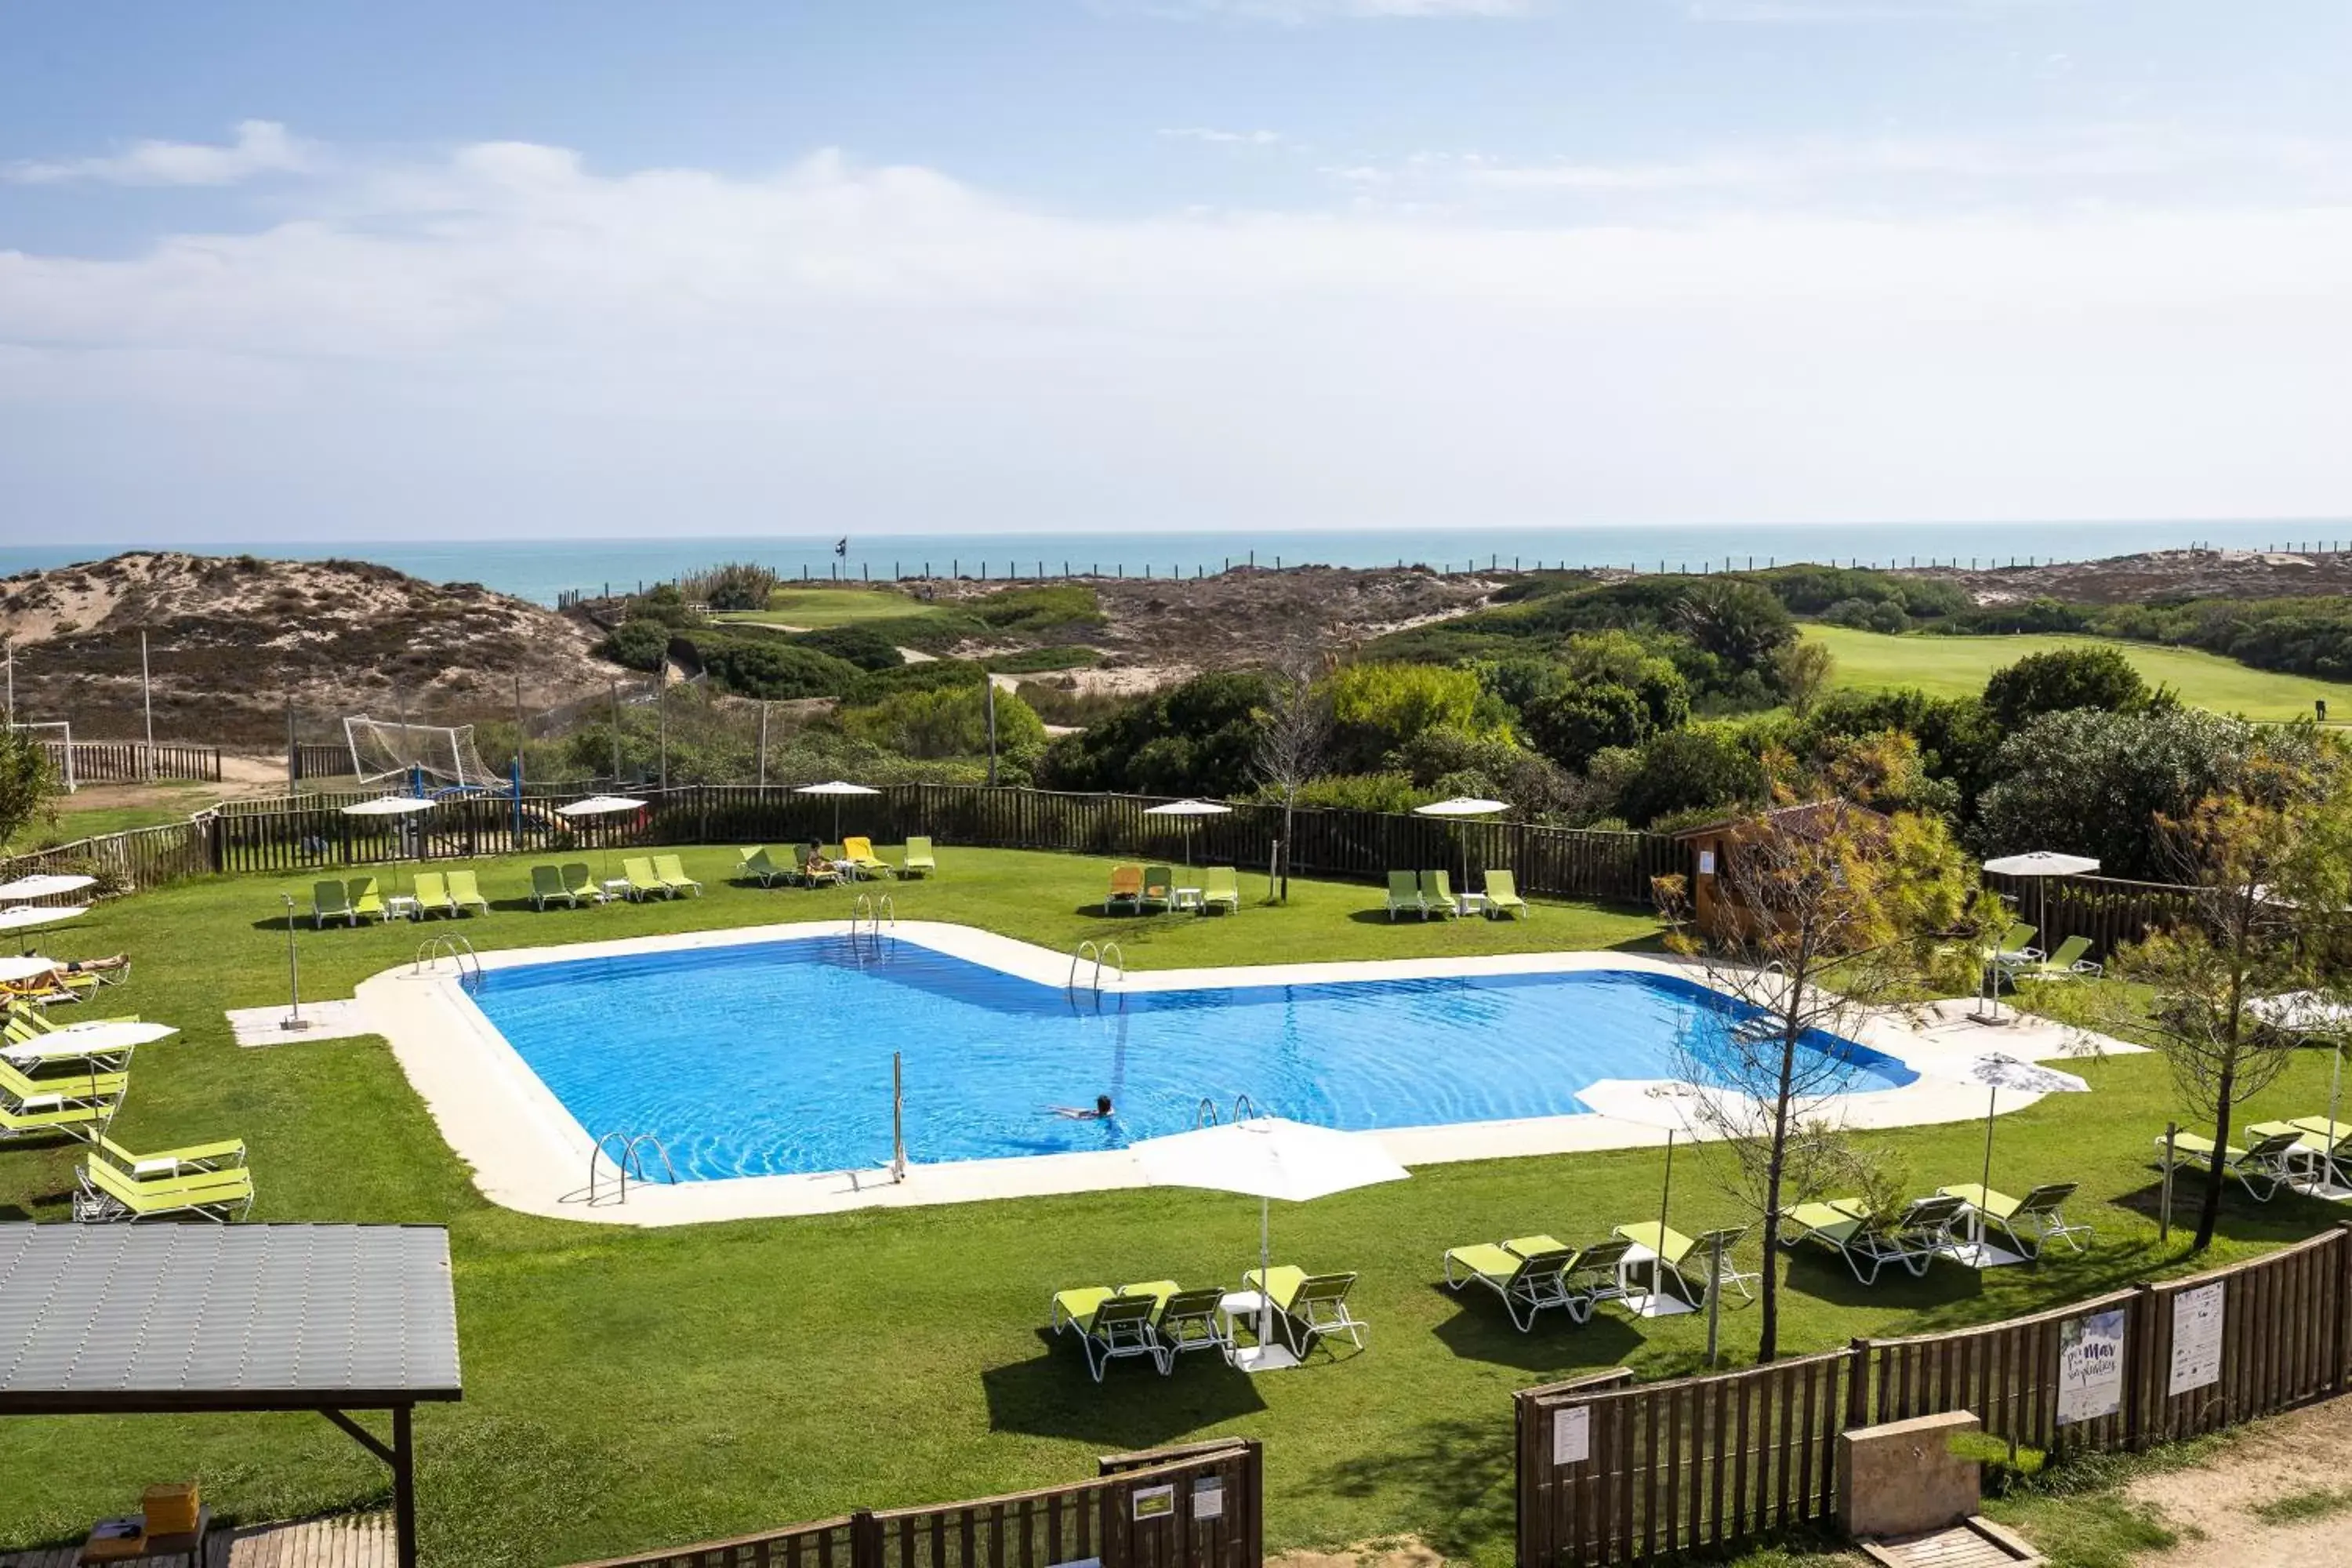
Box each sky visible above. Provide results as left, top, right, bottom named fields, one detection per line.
left=2, top=0, right=2350, bottom=543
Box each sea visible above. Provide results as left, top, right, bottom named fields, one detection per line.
left=2, top=521, right=2345, bottom=607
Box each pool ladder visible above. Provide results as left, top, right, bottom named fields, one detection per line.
left=1068, top=941, right=1124, bottom=1009
left=850, top=892, right=896, bottom=959
left=589, top=1131, right=679, bottom=1206
left=412, top=935, right=482, bottom=990
left=1192, top=1093, right=1262, bottom=1128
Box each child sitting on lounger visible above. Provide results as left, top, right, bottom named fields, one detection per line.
left=1051, top=1095, right=1115, bottom=1120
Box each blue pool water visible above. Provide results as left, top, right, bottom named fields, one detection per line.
left=469, top=940, right=1917, bottom=1181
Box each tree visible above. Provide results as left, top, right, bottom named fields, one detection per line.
left=1327, top=661, right=1501, bottom=772
left=1036, top=671, right=1272, bottom=796
left=1559, top=631, right=1691, bottom=731
left=0, top=728, right=56, bottom=851
left=1653, top=804, right=1976, bottom=1361
left=1253, top=650, right=1333, bottom=902
left=1675, top=580, right=1796, bottom=673
left=1982, top=645, right=2149, bottom=730
left=1772, top=638, right=1836, bottom=717
left=1522, top=683, right=1648, bottom=771
left=1974, top=707, right=2249, bottom=879
left=1617, top=726, right=1769, bottom=829
left=2107, top=739, right=2352, bottom=1250
left=839, top=683, right=1044, bottom=760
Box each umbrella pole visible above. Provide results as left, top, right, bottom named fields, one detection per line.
left=2331, top=1039, right=2344, bottom=1137
left=1258, top=1196, right=1276, bottom=1356
left=1980, top=1085, right=1997, bottom=1198
left=1657, top=1130, right=1674, bottom=1247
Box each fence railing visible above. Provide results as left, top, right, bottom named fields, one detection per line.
left=563, top=1439, right=1261, bottom=1568
left=289, top=742, right=354, bottom=781
left=1514, top=1224, right=2352, bottom=1567
left=38, top=739, right=222, bottom=786
left=1984, top=870, right=2202, bottom=961
left=0, top=783, right=1684, bottom=907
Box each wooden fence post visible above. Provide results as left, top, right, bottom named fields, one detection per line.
left=851, top=1508, right=881, bottom=1568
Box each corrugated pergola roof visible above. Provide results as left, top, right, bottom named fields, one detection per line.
left=0, top=1223, right=462, bottom=1414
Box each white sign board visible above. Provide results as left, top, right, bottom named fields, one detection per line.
left=1131, top=1484, right=1176, bottom=1523
left=1192, top=1477, right=1225, bottom=1521
left=2168, top=1283, right=2227, bottom=1397
left=2057, top=1307, right=2128, bottom=1425
left=1552, top=1406, right=1591, bottom=1466
left=1697, top=850, right=1717, bottom=876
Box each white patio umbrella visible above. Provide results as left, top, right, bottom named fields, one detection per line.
left=2, top=1018, right=177, bottom=1068
left=0, top=873, right=96, bottom=902
left=341, top=794, right=438, bottom=897
left=1976, top=853, right=2100, bottom=1024
left=1928, top=1051, right=2092, bottom=1267
left=2251, top=992, right=2352, bottom=1149
left=1143, top=798, right=1232, bottom=866
left=794, top=780, right=880, bottom=847
left=0, top=905, right=88, bottom=935
left=1414, top=797, right=1509, bottom=900
left=1576, top=1078, right=1770, bottom=1323
left=556, top=794, right=649, bottom=880
left=1131, top=1116, right=1409, bottom=1372
left=0, top=954, right=64, bottom=985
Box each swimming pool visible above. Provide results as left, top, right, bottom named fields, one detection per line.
left=466, top=938, right=1916, bottom=1181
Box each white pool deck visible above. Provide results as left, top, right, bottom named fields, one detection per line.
left=350, top=920, right=2140, bottom=1228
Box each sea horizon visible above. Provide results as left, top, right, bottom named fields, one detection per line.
left=4, top=518, right=2348, bottom=606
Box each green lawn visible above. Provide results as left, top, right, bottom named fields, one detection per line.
left=714, top=586, right=953, bottom=630
left=1805, top=625, right=2352, bottom=721
left=2, top=847, right=2343, bottom=1568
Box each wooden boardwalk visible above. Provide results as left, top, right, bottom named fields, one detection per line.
left=0, top=1514, right=390, bottom=1568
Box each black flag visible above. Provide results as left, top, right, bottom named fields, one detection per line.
left=834, top=538, right=848, bottom=557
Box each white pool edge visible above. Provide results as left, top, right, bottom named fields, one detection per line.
left=351, top=919, right=2141, bottom=1227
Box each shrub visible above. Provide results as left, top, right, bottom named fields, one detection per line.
left=790, top=625, right=906, bottom=672
left=693, top=638, right=866, bottom=700
left=839, top=683, right=1045, bottom=760
left=1284, top=772, right=1430, bottom=814
left=1327, top=662, right=1506, bottom=772
left=597, top=619, right=672, bottom=673
left=1983, top=645, right=2150, bottom=730
left=1973, top=706, right=2254, bottom=879
left=678, top=561, right=781, bottom=612
left=969, top=583, right=1106, bottom=634
left=1036, top=671, right=1271, bottom=797
left=843, top=659, right=989, bottom=703
left=1616, top=725, right=1770, bottom=829
left=1675, top=580, right=1797, bottom=673
left=1822, top=597, right=1910, bottom=634
left=1522, top=683, right=1650, bottom=770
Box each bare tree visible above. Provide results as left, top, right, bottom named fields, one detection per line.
left=1654, top=801, right=1973, bottom=1362
left=2108, top=744, right=2352, bottom=1250
left=1253, top=647, right=1332, bottom=902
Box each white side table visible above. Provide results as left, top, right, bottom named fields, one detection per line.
left=383, top=894, right=419, bottom=922
left=1458, top=891, right=1488, bottom=917
left=1615, top=1241, right=1697, bottom=1319
left=601, top=877, right=633, bottom=904
left=1174, top=887, right=1203, bottom=913
left=1217, top=1290, right=1301, bottom=1373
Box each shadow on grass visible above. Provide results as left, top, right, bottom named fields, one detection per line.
left=981, top=1334, right=1268, bottom=1445
left=2107, top=1173, right=2349, bottom=1246
left=1425, top=1284, right=1649, bottom=1371
left=1313, top=1414, right=1517, bottom=1563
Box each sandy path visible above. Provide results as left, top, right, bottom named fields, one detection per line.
left=2122, top=1395, right=2352, bottom=1566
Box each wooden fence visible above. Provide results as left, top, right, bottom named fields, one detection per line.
left=564, top=1440, right=1261, bottom=1568
left=289, top=742, right=354, bottom=781
left=1515, top=1225, right=2352, bottom=1567
left=1984, top=870, right=2202, bottom=963
left=38, top=739, right=222, bottom=786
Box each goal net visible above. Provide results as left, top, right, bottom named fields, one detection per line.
left=343, top=716, right=503, bottom=793
left=8, top=721, right=74, bottom=793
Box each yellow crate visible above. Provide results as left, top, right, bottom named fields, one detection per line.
left=142, top=1482, right=200, bottom=1537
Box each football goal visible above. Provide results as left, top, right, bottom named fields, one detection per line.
left=9, top=720, right=74, bottom=793
left=343, top=715, right=503, bottom=793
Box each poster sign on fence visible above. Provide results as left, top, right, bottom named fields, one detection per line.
left=1131, top=1484, right=1176, bottom=1522
left=2057, top=1307, right=2128, bottom=1425
left=2168, top=1283, right=2227, bottom=1397
left=1552, top=1405, right=1590, bottom=1466
left=1192, top=1476, right=1225, bottom=1521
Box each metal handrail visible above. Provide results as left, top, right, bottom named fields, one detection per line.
left=411, top=935, right=482, bottom=987
left=588, top=1131, right=680, bottom=1205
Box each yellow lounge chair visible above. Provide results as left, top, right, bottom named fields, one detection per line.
left=1482, top=869, right=1528, bottom=919
left=74, top=1153, right=253, bottom=1223
left=446, top=869, right=492, bottom=916
left=1105, top=864, right=1145, bottom=913
left=902, top=836, right=938, bottom=878
left=652, top=853, right=704, bottom=897
left=622, top=857, right=670, bottom=901
left=411, top=870, right=456, bottom=919
left=841, top=837, right=893, bottom=879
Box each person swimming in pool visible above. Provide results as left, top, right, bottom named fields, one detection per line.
left=1051, top=1094, right=1114, bottom=1120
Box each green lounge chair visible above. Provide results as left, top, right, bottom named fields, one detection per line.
left=1147, top=1286, right=1230, bottom=1366
left=74, top=1153, right=254, bottom=1223
left=446, top=869, right=491, bottom=916
left=1482, top=869, right=1528, bottom=920
left=1049, top=1286, right=1167, bottom=1379
left=2156, top=1127, right=2307, bottom=1201
left=1780, top=1194, right=1968, bottom=1285
left=2015, top=935, right=2099, bottom=982
left=1612, top=1221, right=1758, bottom=1306
left=1420, top=869, right=1460, bottom=919
left=738, top=847, right=793, bottom=887
left=622, top=857, right=670, bottom=901
left=1935, top=1182, right=2092, bottom=1260
left=902, top=837, right=938, bottom=878
left=1504, top=1234, right=1638, bottom=1319
left=1200, top=866, right=1240, bottom=914
left=1, top=1056, right=129, bottom=1109
left=313, top=879, right=357, bottom=928
left=2248, top=1118, right=2352, bottom=1192
left=652, top=853, right=704, bottom=897
left=1985, top=923, right=2041, bottom=967
left=529, top=865, right=575, bottom=909
left=347, top=876, right=387, bottom=924
left=1140, top=866, right=1175, bottom=913
left=412, top=870, right=456, bottom=920
left=1385, top=869, right=1425, bottom=921
left=0, top=1096, right=116, bottom=1143
left=96, top=1132, right=245, bottom=1178
left=1243, top=1266, right=1366, bottom=1356
left=1443, top=1239, right=1581, bottom=1331
left=561, top=862, right=604, bottom=905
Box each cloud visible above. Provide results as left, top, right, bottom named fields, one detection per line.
left=5, top=120, right=316, bottom=187
left=1683, top=0, right=2064, bottom=20
left=1117, top=0, right=1530, bottom=21
left=1160, top=127, right=1288, bottom=146
left=3, top=132, right=2350, bottom=536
